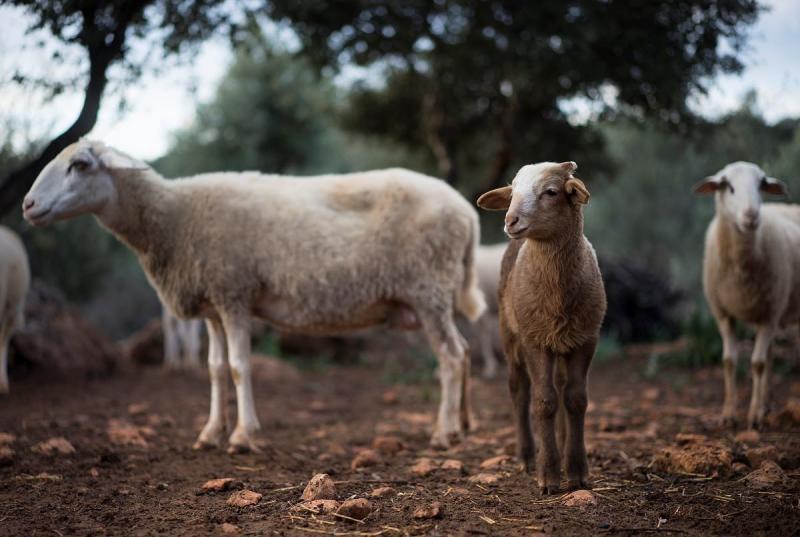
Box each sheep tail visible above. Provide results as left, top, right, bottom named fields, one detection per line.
left=456, top=215, right=487, bottom=323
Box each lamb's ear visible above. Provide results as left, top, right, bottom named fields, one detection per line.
left=565, top=177, right=590, bottom=205
left=560, top=161, right=577, bottom=174
left=760, top=176, right=788, bottom=197
left=693, top=175, right=723, bottom=195
left=477, top=186, right=513, bottom=210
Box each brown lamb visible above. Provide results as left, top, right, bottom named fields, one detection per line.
left=477, top=161, right=606, bottom=494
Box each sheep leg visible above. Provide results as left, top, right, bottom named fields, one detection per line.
left=717, top=316, right=738, bottom=427
left=422, top=313, right=466, bottom=449
left=554, top=357, right=568, bottom=460
left=182, top=320, right=202, bottom=369
left=507, top=347, right=533, bottom=472
left=163, top=309, right=180, bottom=370
left=479, top=315, right=498, bottom=379
left=748, top=325, right=775, bottom=430
left=193, top=319, right=229, bottom=450
left=222, top=315, right=261, bottom=454
left=0, top=322, right=10, bottom=394
left=527, top=348, right=561, bottom=495
left=562, top=341, right=594, bottom=491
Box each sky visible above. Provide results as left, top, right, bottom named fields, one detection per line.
left=0, top=0, right=798, bottom=161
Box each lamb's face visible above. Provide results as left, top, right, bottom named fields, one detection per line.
left=694, top=162, right=787, bottom=233
left=476, top=161, right=590, bottom=240
left=23, top=140, right=130, bottom=226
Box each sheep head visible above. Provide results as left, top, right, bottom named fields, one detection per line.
left=477, top=161, right=589, bottom=240
left=694, top=161, right=787, bottom=233
left=23, top=139, right=145, bottom=226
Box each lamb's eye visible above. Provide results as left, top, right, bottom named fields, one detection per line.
left=68, top=160, right=89, bottom=173
left=545, top=188, right=558, bottom=197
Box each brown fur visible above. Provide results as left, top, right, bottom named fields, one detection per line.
left=478, top=161, right=606, bottom=494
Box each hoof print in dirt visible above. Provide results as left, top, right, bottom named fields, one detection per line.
left=301, top=473, right=336, bottom=501
left=199, top=478, right=242, bottom=495
left=336, top=498, right=373, bottom=521
left=562, top=490, right=597, bottom=507
left=413, top=501, right=443, bottom=520
left=351, top=449, right=380, bottom=470
left=226, top=490, right=262, bottom=508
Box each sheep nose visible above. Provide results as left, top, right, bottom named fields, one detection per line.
left=22, top=197, right=34, bottom=211
left=505, top=214, right=520, bottom=230
left=741, top=208, right=760, bottom=230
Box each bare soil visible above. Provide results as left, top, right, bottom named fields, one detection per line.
left=1, top=354, right=799, bottom=536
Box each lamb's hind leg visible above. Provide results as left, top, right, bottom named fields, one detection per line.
left=421, top=309, right=467, bottom=449
left=748, top=324, right=775, bottom=430
left=221, top=313, right=261, bottom=453
left=507, top=346, right=533, bottom=472
left=193, top=319, right=229, bottom=450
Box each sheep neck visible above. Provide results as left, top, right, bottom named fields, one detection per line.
left=715, top=211, right=763, bottom=274
left=96, top=168, right=178, bottom=259
left=519, top=210, right=584, bottom=290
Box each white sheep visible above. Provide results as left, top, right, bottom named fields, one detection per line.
left=163, top=306, right=203, bottom=369
left=0, top=226, right=30, bottom=394
left=694, top=161, right=799, bottom=429
left=23, top=139, right=486, bottom=452
left=474, top=243, right=506, bottom=379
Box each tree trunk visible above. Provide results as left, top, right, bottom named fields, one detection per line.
left=0, top=50, right=114, bottom=216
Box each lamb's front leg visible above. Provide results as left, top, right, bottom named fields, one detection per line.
left=194, top=319, right=229, bottom=449
left=222, top=314, right=261, bottom=453
left=528, top=348, right=561, bottom=495
left=748, top=324, right=775, bottom=430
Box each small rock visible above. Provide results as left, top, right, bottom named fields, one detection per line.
left=652, top=443, right=733, bottom=475
left=675, top=433, right=708, bottom=445
left=410, top=457, right=438, bottom=477
left=351, top=449, right=380, bottom=470
left=413, top=501, right=443, bottom=519
left=89, top=467, right=100, bottom=478
left=337, top=498, right=373, bottom=521
left=480, top=455, right=511, bottom=469
left=372, top=435, right=404, bottom=455
left=468, top=473, right=500, bottom=486
left=301, top=473, right=336, bottom=501
left=0, top=446, right=14, bottom=466
left=221, top=523, right=240, bottom=534
left=201, top=477, right=241, bottom=494
left=744, top=461, right=789, bottom=490
left=734, top=430, right=761, bottom=444
left=0, top=433, right=16, bottom=445
left=382, top=390, right=399, bottom=405
left=441, top=459, right=464, bottom=473
left=563, top=490, right=597, bottom=507
left=32, top=437, right=76, bottom=455
left=127, top=402, right=150, bottom=416
left=292, top=499, right=340, bottom=514
left=746, top=446, right=779, bottom=469
left=732, top=462, right=749, bottom=475
left=371, top=486, right=397, bottom=498
left=227, top=490, right=262, bottom=508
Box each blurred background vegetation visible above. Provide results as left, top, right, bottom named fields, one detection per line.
left=0, top=0, right=797, bottom=366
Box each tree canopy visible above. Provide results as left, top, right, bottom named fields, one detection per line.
left=269, top=0, right=762, bottom=194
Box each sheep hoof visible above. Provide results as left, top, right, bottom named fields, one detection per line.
left=565, top=478, right=591, bottom=491
left=537, top=483, right=560, bottom=496
left=227, top=441, right=261, bottom=455
left=192, top=439, right=221, bottom=451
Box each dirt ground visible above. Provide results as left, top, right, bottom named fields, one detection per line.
left=1, top=352, right=799, bottom=536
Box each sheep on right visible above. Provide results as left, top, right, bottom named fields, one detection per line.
left=694, top=161, right=799, bottom=430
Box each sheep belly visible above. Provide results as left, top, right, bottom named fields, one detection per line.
left=253, top=297, right=420, bottom=335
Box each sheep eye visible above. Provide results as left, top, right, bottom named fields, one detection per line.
left=719, top=180, right=733, bottom=194
left=68, top=160, right=89, bottom=173
left=545, top=188, right=558, bottom=197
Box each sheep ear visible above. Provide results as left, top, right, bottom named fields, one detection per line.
left=477, top=186, right=512, bottom=211
left=560, top=161, right=577, bottom=174
left=693, top=175, right=723, bottom=195
left=760, top=176, right=788, bottom=197
left=565, top=178, right=590, bottom=205
left=94, top=144, right=147, bottom=171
